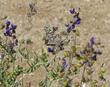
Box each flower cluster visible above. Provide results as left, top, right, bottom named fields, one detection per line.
left=48, top=47, right=54, bottom=53
left=88, top=37, right=102, bottom=61
left=4, top=20, right=17, bottom=36
left=44, top=8, right=81, bottom=54
left=79, top=37, right=102, bottom=66
left=65, top=8, right=81, bottom=33
left=4, top=20, right=18, bottom=51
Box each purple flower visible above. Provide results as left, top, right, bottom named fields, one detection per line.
left=69, top=8, right=75, bottom=14
left=65, top=24, right=69, bottom=27
left=6, top=31, right=11, bottom=36
left=71, top=23, right=75, bottom=29
left=11, top=24, right=17, bottom=30
left=75, top=17, right=81, bottom=24
left=90, top=37, right=95, bottom=45
left=62, top=58, right=68, bottom=69
left=5, top=28, right=11, bottom=36
left=6, top=26, right=10, bottom=30
left=48, top=47, right=54, bottom=52
left=6, top=20, right=10, bottom=26
left=67, top=27, right=72, bottom=33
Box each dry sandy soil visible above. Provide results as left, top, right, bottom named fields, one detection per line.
left=0, top=0, right=110, bottom=87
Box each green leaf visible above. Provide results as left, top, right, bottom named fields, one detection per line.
left=75, top=30, right=80, bottom=36
left=63, top=51, right=70, bottom=57
left=99, top=67, right=106, bottom=80
left=39, top=80, right=45, bottom=87
left=92, top=80, right=98, bottom=87
left=77, top=56, right=85, bottom=60
left=71, top=46, right=76, bottom=53
left=101, top=83, right=106, bottom=87
left=63, top=80, right=68, bottom=87
left=46, top=78, right=52, bottom=87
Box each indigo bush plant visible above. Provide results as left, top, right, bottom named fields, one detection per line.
left=0, top=20, right=49, bottom=87
left=41, top=8, right=106, bottom=87
left=0, top=8, right=107, bottom=87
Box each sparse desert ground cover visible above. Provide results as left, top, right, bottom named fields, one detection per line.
left=0, top=0, right=110, bottom=87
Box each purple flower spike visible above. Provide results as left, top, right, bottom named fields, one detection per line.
left=90, top=37, right=95, bottom=45
left=75, top=17, right=81, bottom=24
left=6, top=26, right=10, bottom=30
left=69, top=8, right=75, bottom=14
left=6, top=29, right=11, bottom=36
left=62, top=59, right=68, bottom=69
left=6, top=20, right=11, bottom=26
left=67, top=27, right=72, bottom=33
left=48, top=47, right=54, bottom=52
left=11, top=24, right=17, bottom=30
left=65, top=24, right=69, bottom=27
left=71, top=23, right=75, bottom=29
left=4, top=27, right=11, bottom=36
